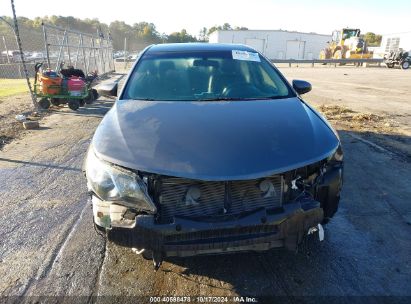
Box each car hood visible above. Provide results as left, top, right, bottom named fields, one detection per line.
left=92, top=98, right=339, bottom=181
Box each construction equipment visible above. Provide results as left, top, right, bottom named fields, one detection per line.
left=319, top=28, right=373, bottom=60
left=384, top=50, right=410, bottom=70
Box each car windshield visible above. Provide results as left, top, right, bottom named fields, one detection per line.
left=122, top=50, right=294, bottom=101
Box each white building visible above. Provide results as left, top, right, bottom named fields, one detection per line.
left=373, top=31, right=411, bottom=58
left=209, top=30, right=331, bottom=60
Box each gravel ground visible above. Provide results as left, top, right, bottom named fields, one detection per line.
left=0, top=67, right=410, bottom=303
left=0, top=93, right=35, bottom=149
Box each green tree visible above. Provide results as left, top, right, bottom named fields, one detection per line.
left=167, top=29, right=197, bottom=43
left=207, top=23, right=248, bottom=36
left=222, top=23, right=232, bottom=30
left=207, top=25, right=221, bottom=36
left=198, top=27, right=208, bottom=42
left=363, top=32, right=382, bottom=47
left=109, top=21, right=133, bottom=50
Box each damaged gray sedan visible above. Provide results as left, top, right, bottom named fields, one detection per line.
left=85, top=43, right=343, bottom=268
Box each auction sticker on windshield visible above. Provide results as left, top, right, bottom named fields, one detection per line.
left=232, top=50, right=260, bottom=62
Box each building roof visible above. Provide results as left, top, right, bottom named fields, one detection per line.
left=382, top=31, right=411, bottom=36
left=210, top=29, right=330, bottom=37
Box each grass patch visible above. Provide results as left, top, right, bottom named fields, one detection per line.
left=0, top=79, right=31, bottom=98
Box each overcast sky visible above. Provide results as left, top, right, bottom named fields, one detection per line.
left=1, top=0, right=409, bottom=36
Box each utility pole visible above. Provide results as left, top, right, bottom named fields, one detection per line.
left=8, top=1, right=38, bottom=109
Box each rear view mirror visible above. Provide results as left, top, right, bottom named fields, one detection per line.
left=292, top=80, right=312, bottom=95
left=97, top=82, right=118, bottom=97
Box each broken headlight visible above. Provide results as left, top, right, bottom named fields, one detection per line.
left=327, top=144, right=343, bottom=163
left=85, top=147, right=156, bottom=213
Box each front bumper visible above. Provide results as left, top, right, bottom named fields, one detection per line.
left=106, top=200, right=324, bottom=257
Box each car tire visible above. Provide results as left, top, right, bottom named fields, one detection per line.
left=333, top=50, right=342, bottom=59
left=68, top=99, right=80, bottom=111
left=38, top=98, right=50, bottom=109
left=50, top=98, right=60, bottom=106
left=92, top=89, right=99, bottom=100
left=400, top=60, right=410, bottom=70
left=85, top=91, right=94, bottom=104
left=333, top=50, right=346, bottom=66
left=386, top=62, right=394, bottom=68
left=319, top=50, right=328, bottom=64
left=79, top=99, right=86, bottom=107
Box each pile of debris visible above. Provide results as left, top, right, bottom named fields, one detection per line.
left=317, top=104, right=399, bottom=133
left=15, top=113, right=41, bottom=130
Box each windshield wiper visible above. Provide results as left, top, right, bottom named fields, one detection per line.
left=129, top=96, right=289, bottom=102
left=130, top=97, right=156, bottom=101
left=197, top=96, right=286, bottom=101
left=198, top=97, right=256, bottom=101
left=257, top=95, right=289, bottom=100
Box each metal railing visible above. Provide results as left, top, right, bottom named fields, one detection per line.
left=271, top=58, right=383, bottom=67
left=1, top=22, right=115, bottom=79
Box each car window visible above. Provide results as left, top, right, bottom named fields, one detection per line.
left=122, top=50, right=294, bottom=101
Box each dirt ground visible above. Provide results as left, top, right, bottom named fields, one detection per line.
left=281, top=66, right=411, bottom=160
left=0, top=66, right=410, bottom=302
left=0, top=75, right=110, bottom=150
left=0, top=93, right=34, bottom=149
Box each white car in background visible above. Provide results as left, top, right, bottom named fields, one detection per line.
left=27, top=52, right=47, bottom=62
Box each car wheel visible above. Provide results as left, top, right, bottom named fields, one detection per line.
left=400, top=60, right=410, bottom=70
left=50, top=98, right=60, bottom=106
left=319, top=50, right=327, bottom=64
left=386, top=62, right=394, bottom=68
left=85, top=91, right=94, bottom=104
left=68, top=99, right=80, bottom=111
left=92, top=88, right=99, bottom=100
left=38, top=98, right=50, bottom=109
left=79, top=99, right=86, bottom=107
left=333, top=50, right=342, bottom=60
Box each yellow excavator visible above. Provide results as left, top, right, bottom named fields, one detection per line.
left=319, top=28, right=373, bottom=60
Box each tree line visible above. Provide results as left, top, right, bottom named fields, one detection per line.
left=0, top=15, right=383, bottom=51
left=0, top=16, right=249, bottom=51
left=361, top=32, right=382, bottom=47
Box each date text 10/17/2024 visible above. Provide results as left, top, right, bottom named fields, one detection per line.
left=149, top=296, right=258, bottom=303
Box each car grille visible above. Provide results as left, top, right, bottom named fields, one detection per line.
left=158, top=175, right=283, bottom=223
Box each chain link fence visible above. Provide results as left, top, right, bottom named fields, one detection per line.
left=1, top=17, right=42, bottom=78
left=42, top=23, right=114, bottom=76
left=1, top=19, right=114, bottom=79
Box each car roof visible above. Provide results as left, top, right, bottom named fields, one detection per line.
left=146, top=43, right=256, bottom=53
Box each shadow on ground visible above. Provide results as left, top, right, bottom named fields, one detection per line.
left=48, top=99, right=114, bottom=118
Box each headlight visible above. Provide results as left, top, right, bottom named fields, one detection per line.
left=327, top=144, right=343, bottom=163
left=85, top=146, right=156, bottom=213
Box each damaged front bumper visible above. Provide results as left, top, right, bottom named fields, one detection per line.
left=94, top=197, right=324, bottom=257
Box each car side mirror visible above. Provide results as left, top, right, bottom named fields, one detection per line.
left=97, top=82, right=118, bottom=97
left=292, top=80, right=312, bottom=95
